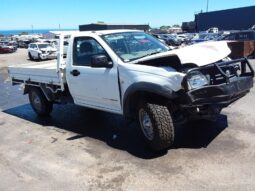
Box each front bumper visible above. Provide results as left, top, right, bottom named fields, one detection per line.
left=180, top=58, right=254, bottom=108
left=181, top=75, right=253, bottom=107
left=40, top=52, right=57, bottom=60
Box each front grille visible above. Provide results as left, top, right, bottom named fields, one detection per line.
left=193, top=58, right=253, bottom=85
left=200, top=62, right=239, bottom=85
left=182, top=58, right=254, bottom=90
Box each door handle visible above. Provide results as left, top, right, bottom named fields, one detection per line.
left=70, top=69, right=80, bottom=76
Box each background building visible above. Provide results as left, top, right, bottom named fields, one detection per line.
left=194, top=6, right=255, bottom=32
left=79, top=23, right=150, bottom=31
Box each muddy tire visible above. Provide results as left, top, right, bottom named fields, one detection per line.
left=28, top=87, right=53, bottom=116
left=138, top=102, right=175, bottom=151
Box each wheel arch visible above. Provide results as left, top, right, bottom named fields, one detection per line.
left=24, top=84, right=54, bottom=101
left=123, top=82, right=177, bottom=119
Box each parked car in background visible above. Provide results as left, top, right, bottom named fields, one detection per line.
left=152, top=34, right=167, bottom=44
left=7, top=41, right=18, bottom=50
left=0, top=41, right=18, bottom=50
left=173, top=33, right=188, bottom=44
left=18, top=40, right=31, bottom=48
left=156, top=34, right=182, bottom=46
left=0, top=45, right=14, bottom=53
left=28, top=42, right=57, bottom=60
left=207, top=27, right=219, bottom=33
left=190, top=33, right=220, bottom=44
left=40, top=39, right=69, bottom=56
left=0, top=43, right=17, bottom=53
left=222, top=30, right=255, bottom=41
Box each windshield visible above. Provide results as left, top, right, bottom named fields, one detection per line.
left=102, top=32, right=169, bottom=62
left=38, top=44, right=51, bottom=49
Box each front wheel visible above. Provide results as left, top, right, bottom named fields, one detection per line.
left=28, top=87, right=53, bottom=116
left=138, top=102, right=175, bottom=151
left=38, top=53, right=42, bottom=61
left=28, top=52, right=34, bottom=60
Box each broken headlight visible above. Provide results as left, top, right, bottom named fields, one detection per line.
left=186, top=71, right=209, bottom=90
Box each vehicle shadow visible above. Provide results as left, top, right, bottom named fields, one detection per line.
left=173, top=115, right=228, bottom=149
left=26, top=58, right=53, bottom=62
left=3, top=104, right=228, bottom=159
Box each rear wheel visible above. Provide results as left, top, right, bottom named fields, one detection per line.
left=28, top=87, right=53, bottom=116
left=138, top=102, right=175, bottom=151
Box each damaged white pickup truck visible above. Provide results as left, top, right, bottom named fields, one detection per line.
left=8, top=30, right=254, bottom=151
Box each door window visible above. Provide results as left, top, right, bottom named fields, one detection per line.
left=73, top=37, right=108, bottom=66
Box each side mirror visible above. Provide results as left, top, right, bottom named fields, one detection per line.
left=91, top=54, right=113, bottom=68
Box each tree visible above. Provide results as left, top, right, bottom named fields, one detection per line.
left=160, top=25, right=170, bottom=30
left=172, top=24, right=180, bottom=28
left=19, top=32, right=28, bottom=35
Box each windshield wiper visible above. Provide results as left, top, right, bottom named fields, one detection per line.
left=135, top=50, right=162, bottom=60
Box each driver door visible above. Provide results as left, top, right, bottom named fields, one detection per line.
left=66, top=36, right=121, bottom=114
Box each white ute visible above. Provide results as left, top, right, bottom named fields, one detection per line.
left=8, top=29, right=254, bottom=151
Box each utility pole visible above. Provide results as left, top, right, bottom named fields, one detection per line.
left=31, top=25, right=34, bottom=33
left=206, top=0, right=209, bottom=12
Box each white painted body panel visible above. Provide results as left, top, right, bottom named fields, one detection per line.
left=65, top=33, right=122, bottom=114
left=8, top=61, right=63, bottom=86
left=118, top=63, right=185, bottom=93
left=170, top=41, right=230, bottom=66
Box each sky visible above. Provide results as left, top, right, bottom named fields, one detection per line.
left=1, top=0, right=254, bottom=30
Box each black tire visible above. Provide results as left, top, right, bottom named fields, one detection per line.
left=137, top=102, right=175, bottom=151
left=28, top=52, right=34, bottom=60
left=37, top=53, right=41, bottom=61
left=28, top=87, right=53, bottom=116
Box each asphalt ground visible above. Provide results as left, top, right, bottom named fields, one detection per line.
left=0, top=49, right=255, bottom=191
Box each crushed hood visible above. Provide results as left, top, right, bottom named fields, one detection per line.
left=170, top=41, right=231, bottom=66
left=130, top=41, right=231, bottom=67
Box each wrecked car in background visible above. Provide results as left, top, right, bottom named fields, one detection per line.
left=8, top=30, right=254, bottom=151
left=28, top=42, right=57, bottom=60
